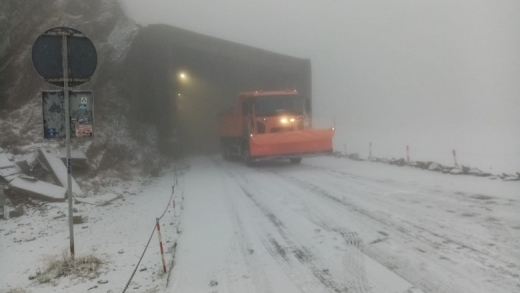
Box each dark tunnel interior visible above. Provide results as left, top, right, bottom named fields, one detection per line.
left=123, top=25, right=312, bottom=155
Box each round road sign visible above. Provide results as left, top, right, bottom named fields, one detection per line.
left=32, top=27, right=97, bottom=87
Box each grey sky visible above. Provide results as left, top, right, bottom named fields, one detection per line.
left=120, top=0, right=520, bottom=169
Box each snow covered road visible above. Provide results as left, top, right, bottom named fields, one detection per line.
left=168, top=156, right=520, bottom=293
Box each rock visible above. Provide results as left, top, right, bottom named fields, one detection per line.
left=118, top=249, right=124, bottom=254
left=73, top=215, right=84, bottom=224
left=87, top=285, right=98, bottom=290
left=73, top=208, right=78, bottom=213
left=58, top=148, right=88, bottom=169
left=53, top=214, right=66, bottom=220
left=468, top=168, right=483, bottom=175
left=503, top=176, right=520, bottom=181
left=15, top=160, right=30, bottom=174
left=97, top=279, right=108, bottom=284
left=415, top=161, right=432, bottom=169
left=38, top=148, right=84, bottom=196
left=28, top=272, right=39, bottom=280
left=209, top=280, right=218, bottom=287
left=450, top=168, right=463, bottom=175
left=428, top=162, right=443, bottom=171
left=139, top=267, right=147, bottom=272
left=9, top=177, right=66, bottom=202
left=347, top=153, right=361, bottom=161
left=9, top=205, right=24, bottom=218
left=388, top=158, right=406, bottom=166
left=461, top=165, right=470, bottom=174
left=0, top=153, right=15, bottom=169
left=478, top=172, right=492, bottom=177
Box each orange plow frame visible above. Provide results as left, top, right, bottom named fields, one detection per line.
left=249, top=128, right=334, bottom=159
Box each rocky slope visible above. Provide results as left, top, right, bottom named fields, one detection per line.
left=0, top=0, right=166, bottom=177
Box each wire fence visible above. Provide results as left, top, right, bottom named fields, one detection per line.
left=121, top=170, right=181, bottom=293
left=337, top=141, right=520, bottom=175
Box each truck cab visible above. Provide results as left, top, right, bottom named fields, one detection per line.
left=219, top=90, right=333, bottom=165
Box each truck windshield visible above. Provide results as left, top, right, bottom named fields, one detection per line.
left=254, top=96, right=303, bottom=117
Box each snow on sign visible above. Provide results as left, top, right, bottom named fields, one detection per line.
left=42, top=91, right=94, bottom=139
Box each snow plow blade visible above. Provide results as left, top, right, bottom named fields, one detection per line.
left=249, top=128, right=334, bottom=159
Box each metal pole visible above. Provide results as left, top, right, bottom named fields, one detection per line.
left=406, top=145, right=410, bottom=165
left=156, top=218, right=167, bottom=273
left=452, top=150, right=458, bottom=167
left=62, top=34, right=74, bottom=257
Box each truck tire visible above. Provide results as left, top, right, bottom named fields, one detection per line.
left=243, top=148, right=254, bottom=167
left=221, top=143, right=229, bottom=161
left=290, top=158, right=302, bottom=164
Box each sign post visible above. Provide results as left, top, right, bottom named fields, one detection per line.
left=32, top=27, right=97, bottom=257
left=61, top=33, right=75, bottom=256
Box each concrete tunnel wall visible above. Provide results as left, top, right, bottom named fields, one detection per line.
left=123, top=24, right=312, bottom=154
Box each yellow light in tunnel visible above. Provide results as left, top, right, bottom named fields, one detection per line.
left=179, top=73, right=186, bottom=80
left=178, top=93, right=181, bottom=96
left=280, top=118, right=288, bottom=123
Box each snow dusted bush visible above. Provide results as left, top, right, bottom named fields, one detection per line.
left=37, top=249, right=101, bottom=284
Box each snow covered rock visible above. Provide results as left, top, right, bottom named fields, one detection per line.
left=497, top=173, right=518, bottom=180
left=0, top=153, right=15, bottom=169
left=38, top=148, right=83, bottom=197
left=9, top=177, right=66, bottom=202
left=450, top=167, right=463, bottom=175
left=9, top=205, right=24, bottom=218
left=389, top=158, right=407, bottom=166
left=428, top=162, right=443, bottom=171
left=468, top=168, right=483, bottom=176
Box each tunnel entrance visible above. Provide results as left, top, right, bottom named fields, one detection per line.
left=123, top=25, right=311, bottom=156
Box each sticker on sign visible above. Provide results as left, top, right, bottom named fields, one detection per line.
left=75, top=125, right=93, bottom=137
left=42, top=90, right=94, bottom=139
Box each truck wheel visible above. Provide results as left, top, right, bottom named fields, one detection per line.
left=221, top=144, right=229, bottom=160
left=243, top=149, right=254, bottom=167
left=290, top=158, right=302, bottom=164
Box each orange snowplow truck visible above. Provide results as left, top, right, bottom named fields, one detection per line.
left=219, top=90, right=334, bottom=165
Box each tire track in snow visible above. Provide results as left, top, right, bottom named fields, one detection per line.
left=237, top=184, right=350, bottom=293
left=214, top=158, right=353, bottom=292
left=271, top=192, right=372, bottom=293
left=290, top=169, right=520, bottom=292
left=298, top=166, right=520, bottom=276
left=219, top=166, right=276, bottom=293
left=220, top=163, right=330, bottom=292
left=227, top=206, right=276, bottom=293
left=220, top=159, right=375, bottom=293
left=270, top=170, right=473, bottom=293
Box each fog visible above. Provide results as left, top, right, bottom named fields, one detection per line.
left=120, top=0, right=520, bottom=173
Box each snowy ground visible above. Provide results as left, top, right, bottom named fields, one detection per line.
left=1, top=155, right=519, bottom=293
left=168, top=156, right=519, bottom=293
left=0, top=168, right=183, bottom=293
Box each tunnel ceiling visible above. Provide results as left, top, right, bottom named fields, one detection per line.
left=122, top=24, right=312, bottom=154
